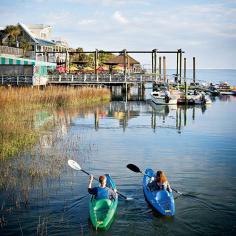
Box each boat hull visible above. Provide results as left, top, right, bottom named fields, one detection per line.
left=151, top=94, right=177, bottom=105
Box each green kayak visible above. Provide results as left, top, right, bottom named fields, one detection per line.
left=89, top=174, right=118, bottom=230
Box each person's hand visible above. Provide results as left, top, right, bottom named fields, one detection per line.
left=149, top=177, right=154, bottom=183
left=114, top=189, right=117, bottom=193
left=89, top=175, right=94, bottom=182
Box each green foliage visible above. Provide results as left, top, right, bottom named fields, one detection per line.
left=98, top=52, right=114, bottom=66
left=19, top=36, right=31, bottom=56
left=4, top=25, right=21, bottom=47
left=70, top=47, right=115, bottom=68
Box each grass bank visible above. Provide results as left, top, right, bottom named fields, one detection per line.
left=0, top=86, right=110, bottom=159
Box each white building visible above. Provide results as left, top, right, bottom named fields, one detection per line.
left=18, top=23, right=69, bottom=63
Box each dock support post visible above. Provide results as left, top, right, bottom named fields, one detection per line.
left=184, top=57, right=186, bottom=82
left=159, top=56, right=162, bottom=81
left=176, top=50, right=179, bottom=82
left=141, top=83, right=145, bottom=100
left=1, top=75, right=3, bottom=85
left=17, top=76, right=19, bottom=86
left=71, top=75, right=74, bottom=82
left=123, top=49, right=127, bottom=82
left=151, top=50, right=154, bottom=74
left=179, top=49, right=182, bottom=84
left=154, top=49, right=157, bottom=82
left=163, top=56, right=166, bottom=82
left=184, top=80, right=187, bottom=104
left=193, top=57, right=196, bottom=84
left=95, top=49, right=98, bottom=82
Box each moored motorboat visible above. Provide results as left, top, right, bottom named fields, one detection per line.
left=177, top=90, right=211, bottom=105
left=207, top=84, right=220, bottom=96
left=216, top=82, right=235, bottom=95
left=151, top=91, right=178, bottom=105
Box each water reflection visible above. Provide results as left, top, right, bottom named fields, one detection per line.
left=72, top=101, right=211, bottom=134
left=1, top=95, right=236, bottom=236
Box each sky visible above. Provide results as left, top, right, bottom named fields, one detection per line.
left=0, top=0, right=236, bottom=69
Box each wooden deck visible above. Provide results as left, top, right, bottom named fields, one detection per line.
left=47, top=73, right=165, bottom=86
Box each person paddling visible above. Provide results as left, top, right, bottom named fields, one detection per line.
left=88, top=175, right=117, bottom=200
left=148, top=170, right=172, bottom=192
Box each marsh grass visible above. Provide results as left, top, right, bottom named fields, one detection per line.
left=0, top=86, right=109, bottom=234
left=0, top=86, right=110, bottom=160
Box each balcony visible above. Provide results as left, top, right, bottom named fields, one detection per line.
left=0, top=45, right=23, bottom=57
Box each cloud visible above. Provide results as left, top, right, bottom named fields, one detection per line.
left=112, top=11, right=128, bottom=24
left=65, top=0, right=148, bottom=6
left=78, top=19, right=96, bottom=25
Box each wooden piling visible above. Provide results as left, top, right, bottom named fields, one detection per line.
left=151, top=51, right=154, bottom=74
left=123, top=49, right=127, bottom=81
left=184, top=57, right=186, bottom=80
left=184, top=80, right=187, bottom=104
left=159, top=57, right=161, bottom=80
left=179, top=49, right=182, bottom=84
left=163, top=56, right=166, bottom=82
left=154, top=49, right=157, bottom=81
left=176, top=50, right=179, bottom=80
left=94, top=49, right=98, bottom=81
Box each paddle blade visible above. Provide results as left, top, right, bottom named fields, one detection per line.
left=126, top=164, right=142, bottom=173
left=68, top=160, right=81, bottom=171
left=125, top=197, right=134, bottom=201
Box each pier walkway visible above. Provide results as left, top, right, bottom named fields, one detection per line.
left=47, top=73, right=169, bottom=86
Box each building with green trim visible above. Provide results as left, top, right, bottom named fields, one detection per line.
left=0, top=55, right=56, bottom=85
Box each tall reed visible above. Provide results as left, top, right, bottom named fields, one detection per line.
left=0, top=86, right=110, bottom=159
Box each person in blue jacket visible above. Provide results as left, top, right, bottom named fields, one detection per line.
left=88, top=175, right=116, bottom=200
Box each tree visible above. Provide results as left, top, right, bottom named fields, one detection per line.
left=4, top=25, right=21, bottom=47
left=19, top=37, right=31, bottom=56
left=98, top=51, right=115, bottom=66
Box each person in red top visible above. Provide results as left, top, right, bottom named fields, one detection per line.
left=88, top=175, right=116, bottom=200
left=148, top=170, right=172, bottom=192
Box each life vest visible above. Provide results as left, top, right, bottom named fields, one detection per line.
left=96, top=187, right=110, bottom=200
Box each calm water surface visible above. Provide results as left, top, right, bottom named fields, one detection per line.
left=0, top=70, right=236, bottom=236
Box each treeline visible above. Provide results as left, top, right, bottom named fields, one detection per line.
left=70, top=48, right=115, bottom=68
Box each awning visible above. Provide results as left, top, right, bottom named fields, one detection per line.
left=0, top=55, right=56, bottom=67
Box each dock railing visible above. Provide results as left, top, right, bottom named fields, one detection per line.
left=0, top=45, right=23, bottom=57
left=47, top=73, right=163, bottom=84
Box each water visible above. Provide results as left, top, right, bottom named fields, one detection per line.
left=0, top=70, right=236, bottom=236
left=167, top=69, right=236, bottom=85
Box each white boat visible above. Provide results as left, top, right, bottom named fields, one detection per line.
left=216, top=82, right=235, bottom=95
left=219, top=91, right=235, bottom=95
left=188, top=91, right=212, bottom=105
left=151, top=91, right=178, bottom=105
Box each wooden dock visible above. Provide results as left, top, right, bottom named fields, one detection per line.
left=47, top=73, right=165, bottom=86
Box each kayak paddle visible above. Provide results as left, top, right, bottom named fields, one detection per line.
left=126, top=163, right=183, bottom=195
left=68, top=159, right=133, bottom=201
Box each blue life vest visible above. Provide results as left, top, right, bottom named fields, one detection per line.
left=96, top=187, right=109, bottom=200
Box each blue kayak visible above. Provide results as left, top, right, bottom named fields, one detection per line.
left=143, top=168, right=175, bottom=216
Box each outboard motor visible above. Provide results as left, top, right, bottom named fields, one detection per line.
left=165, top=95, right=170, bottom=103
